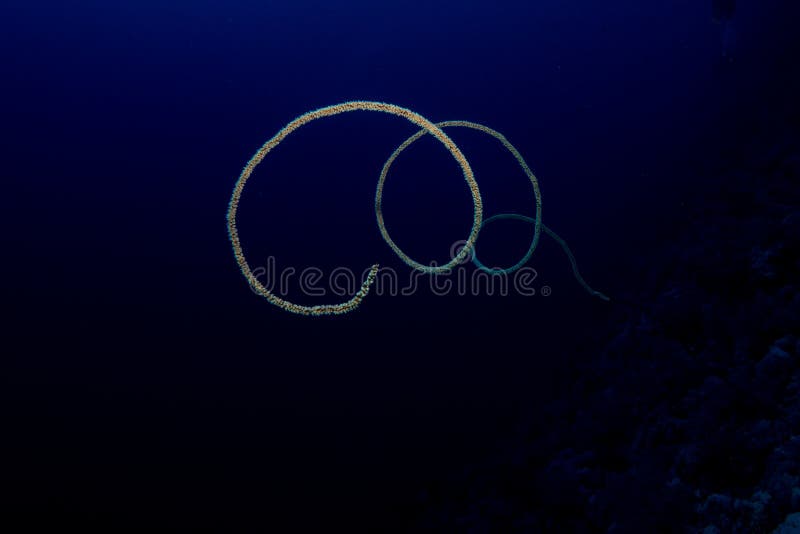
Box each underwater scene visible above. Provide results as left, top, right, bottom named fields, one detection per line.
left=4, top=0, right=800, bottom=531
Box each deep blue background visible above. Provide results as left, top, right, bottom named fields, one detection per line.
left=3, top=0, right=799, bottom=530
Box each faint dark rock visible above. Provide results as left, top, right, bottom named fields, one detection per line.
left=756, top=344, right=792, bottom=380
left=773, top=512, right=800, bottom=534
left=751, top=245, right=778, bottom=280
left=696, top=491, right=772, bottom=533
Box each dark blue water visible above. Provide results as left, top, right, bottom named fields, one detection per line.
left=4, top=1, right=800, bottom=531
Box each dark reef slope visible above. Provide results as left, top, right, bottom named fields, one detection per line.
left=413, top=123, right=800, bottom=532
